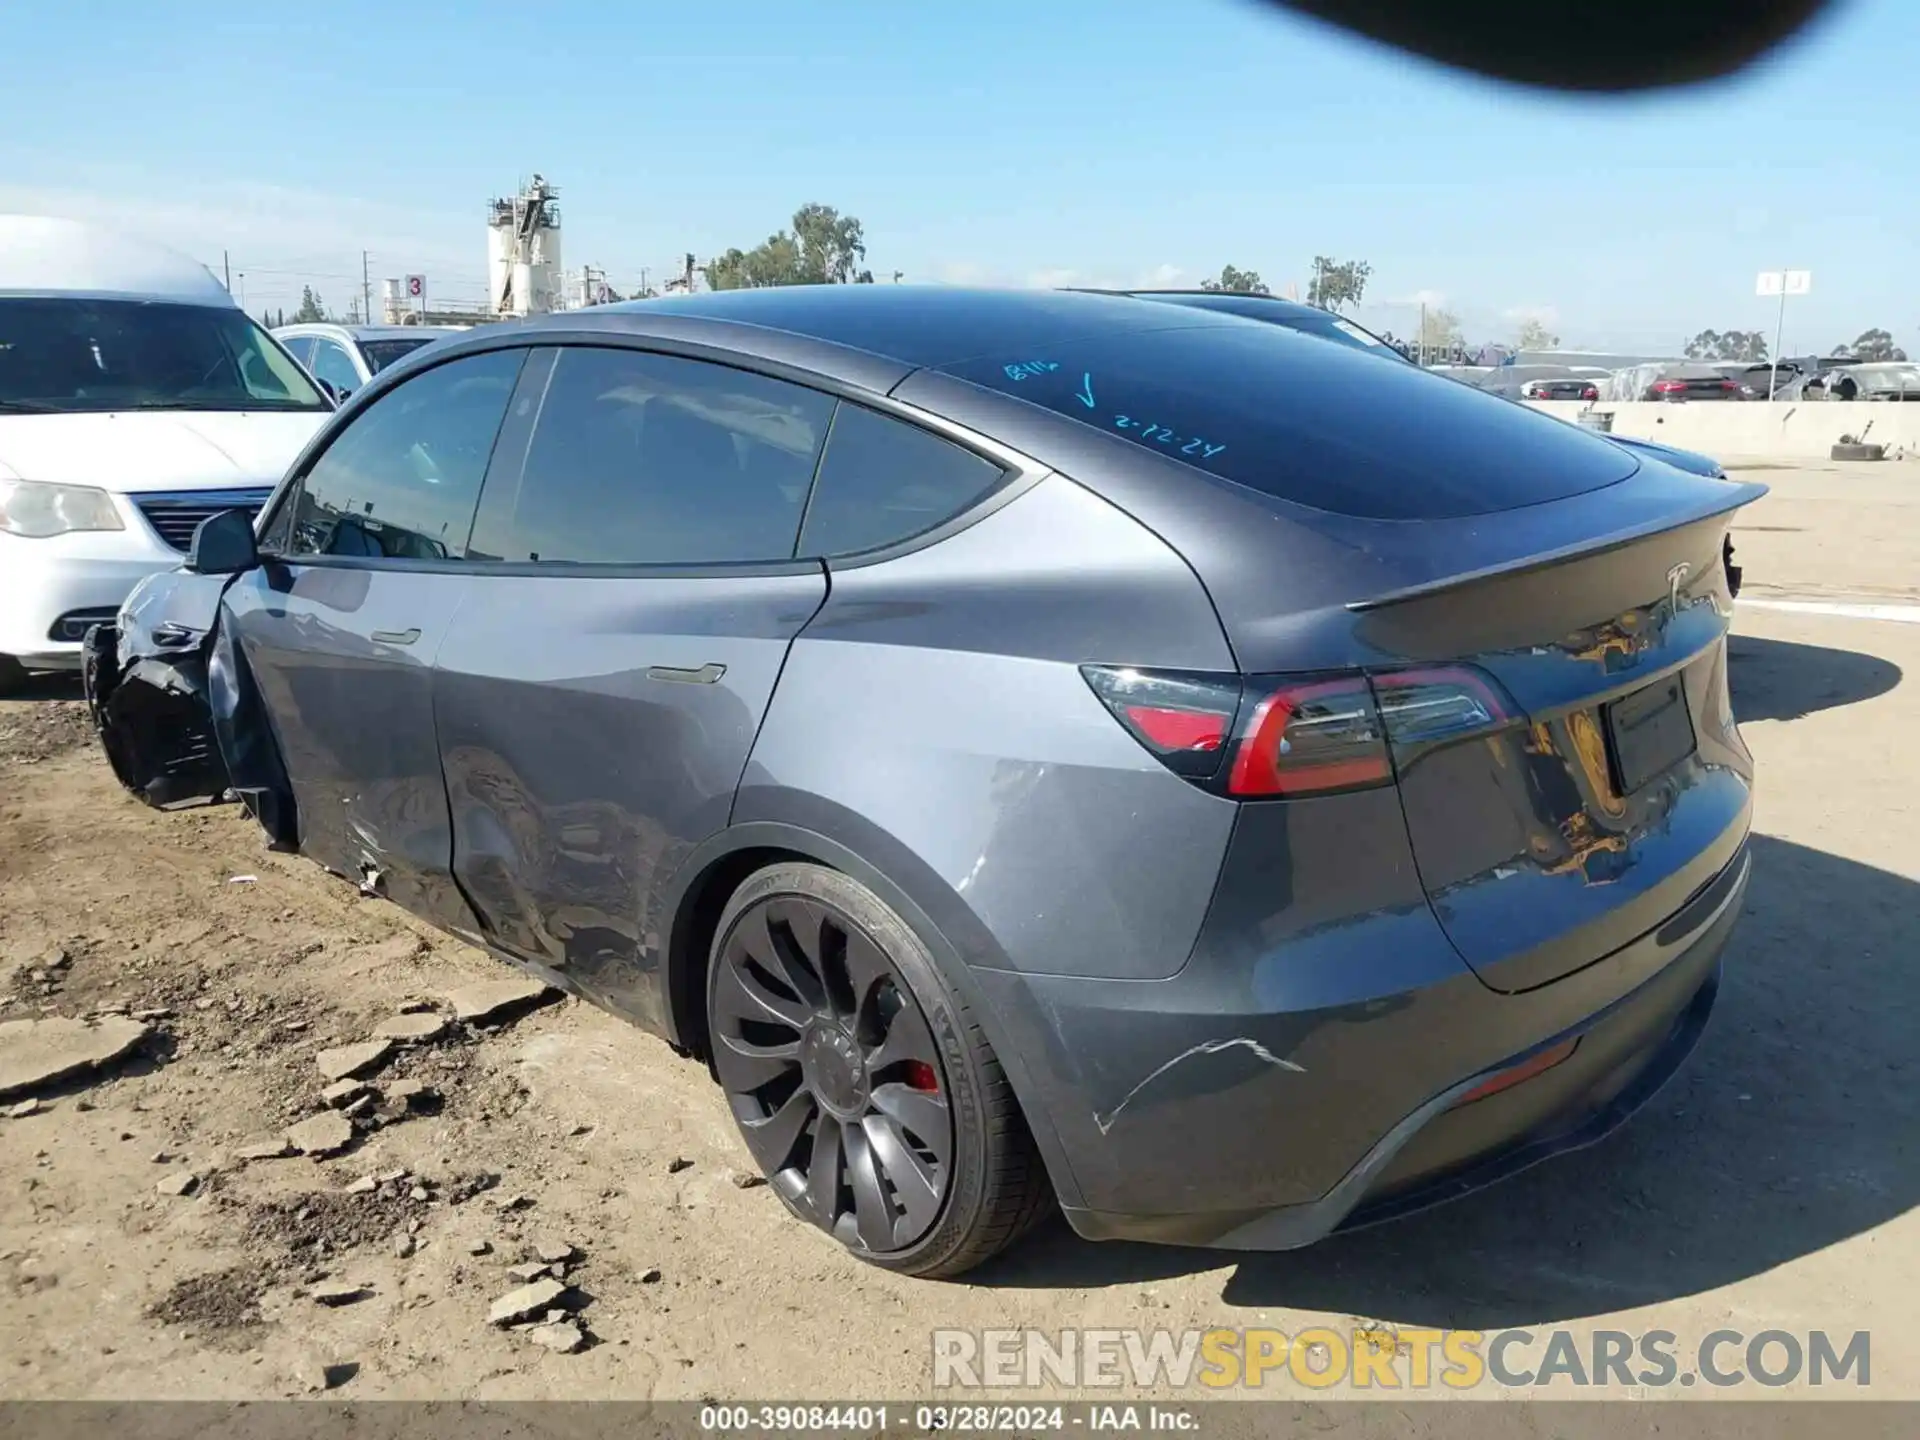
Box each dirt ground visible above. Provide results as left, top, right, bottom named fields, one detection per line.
left=1, top=457, right=1915, bottom=1402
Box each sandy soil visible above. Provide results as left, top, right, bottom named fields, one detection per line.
left=0, top=459, right=1914, bottom=1402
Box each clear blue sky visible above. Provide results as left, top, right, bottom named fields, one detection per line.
left=1, top=0, right=1909, bottom=354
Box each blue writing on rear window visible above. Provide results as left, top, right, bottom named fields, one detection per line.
left=995, top=359, right=1231, bottom=463
left=1112, top=415, right=1226, bottom=459
left=1002, top=360, right=1059, bottom=381
left=938, top=326, right=1641, bottom=520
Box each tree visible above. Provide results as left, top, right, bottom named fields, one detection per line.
left=1419, top=307, right=1465, bottom=356
left=1839, top=328, right=1907, bottom=362
left=1306, top=256, right=1371, bottom=311
left=1514, top=317, right=1560, bottom=351
left=290, top=286, right=327, bottom=324
left=704, top=203, right=874, bottom=290
left=1200, top=264, right=1269, bottom=295
left=1683, top=329, right=1769, bottom=362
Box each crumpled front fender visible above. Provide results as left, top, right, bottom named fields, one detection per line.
left=83, top=615, right=230, bottom=809
left=82, top=569, right=297, bottom=843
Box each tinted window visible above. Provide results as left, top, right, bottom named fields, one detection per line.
left=286, top=349, right=522, bottom=561
left=940, top=324, right=1640, bottom=520
left=0, top=298, right=327, bottom=413
left=361, top=337, right=437, bottom=373
left=799, top=404, right=1006, bottom=557
left=309, top=339, right=362, bottom=394
left=469, top=347, right=833, bottom=566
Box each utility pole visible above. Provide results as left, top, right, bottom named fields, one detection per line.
left=683, top=252, right=696, bottom=293
left=223, top=251, right=231, bottom=293
left=892, top=269, right=904, bottom=284
left=362, top=251, right=372, bottom=329
left=1418, top=300, right=1427, bottom=368
left=640, top=266, right=650, bottom=296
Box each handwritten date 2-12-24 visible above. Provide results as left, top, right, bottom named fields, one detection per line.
left=1112, top=415, right=1226, bottom=460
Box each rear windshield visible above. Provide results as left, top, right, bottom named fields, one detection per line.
left=0, top=297, right=329, bottom=414
left=360, top=337, right=437, bottom=373
left=939, top=322, right=1639, bottom=520
left=1136, top=294, right=1408, bottom=362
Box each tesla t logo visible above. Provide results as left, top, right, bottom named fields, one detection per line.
left=1667, top=562, right=1691, bottom=611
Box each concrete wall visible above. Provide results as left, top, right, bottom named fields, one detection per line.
left=1524, top=400, right=1920, bottom=460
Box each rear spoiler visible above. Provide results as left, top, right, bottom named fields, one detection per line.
left=1345, top=479, right=1768, bottom=613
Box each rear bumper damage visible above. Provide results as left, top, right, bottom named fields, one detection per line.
left=982, top=829, right=1748, bottom=1252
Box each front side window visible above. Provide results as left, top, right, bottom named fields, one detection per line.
left=0, top=298, right=329, bottom=414
left=799, top=403, right=1006, bottom=557
left=468, top=346, right=834, bottom=565
left=308, top=339, right=363, bottom=395
left=285, top=349, right=523, bottom=561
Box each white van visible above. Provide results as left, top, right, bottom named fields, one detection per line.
left=0, top=216, right=331, bottom=690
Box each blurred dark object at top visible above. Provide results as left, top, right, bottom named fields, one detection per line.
left=1264, top=0, right=1838, bottom=91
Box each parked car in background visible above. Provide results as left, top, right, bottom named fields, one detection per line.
left=1643, top=365, right=1746, bottom=401
left=0, top=215, right=331, bottom=692
left=89, top=287, right=1761, bottom=1276
left=1734, top=361, right=1796, bottom=398
left=1807, top=362, right=1920, bottom=402
left=1111, top=290, right=1746, bottom=595
left=272, top=322, right=465, bottom=402
left=1520, top=377, right=1600, bottom=401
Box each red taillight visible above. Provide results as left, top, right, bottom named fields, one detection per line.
left=1083, top=663, right=1516, bottom=797
left=1229, top=676, right=1388, bottom=797
left=1720, top=380, right=1737, bottom=391
left=1081, top=665, right=1242, bottom=779
left=1124, top=704, right=1228, bottom=753
left=1372, top=666, right=1511, bottom=738
left=1582, top=386, right=1599, bottom=400
left=1652, top=379, right=1686, bottom=394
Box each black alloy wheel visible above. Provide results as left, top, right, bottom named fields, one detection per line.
left=710, top=884, right=956, bottom=1255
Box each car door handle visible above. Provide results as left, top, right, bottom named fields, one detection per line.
left=372, top=627, right=422, bottom=646
left=646, top=662, right=727, bottom=685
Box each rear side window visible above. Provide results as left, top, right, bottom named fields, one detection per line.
left=468, top=347, right=834, bottom=566
left=285, top=349, right=523, bottom=561
left=939, top=323, right=1639, bottom=520
left=799, top=403, right=1006, bottom=557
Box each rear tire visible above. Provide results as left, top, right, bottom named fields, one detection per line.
left=0, top=655, right=27, bottom=697
left=707, top=861, right=1053, bottom=1278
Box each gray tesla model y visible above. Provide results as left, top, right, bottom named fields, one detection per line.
left=86, top=286, right=1762, bottom=1277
